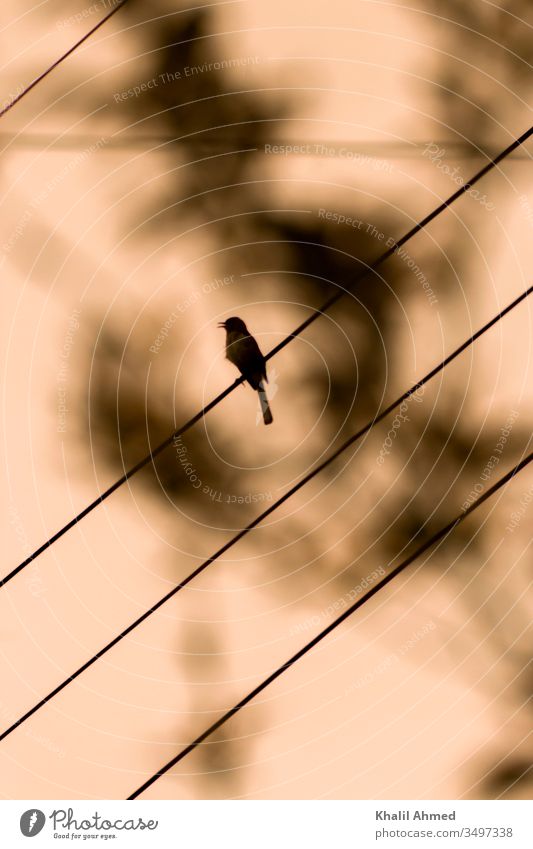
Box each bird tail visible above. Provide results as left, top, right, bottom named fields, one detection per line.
left=257, top=381, right=273, bottom=425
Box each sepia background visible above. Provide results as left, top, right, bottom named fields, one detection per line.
left=0, top=0, right=531, bottom=799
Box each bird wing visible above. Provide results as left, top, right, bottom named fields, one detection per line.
left=226, top=332, right=267, bottom=388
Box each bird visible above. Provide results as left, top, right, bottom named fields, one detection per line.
left=218, top=316, right=273, bottom=425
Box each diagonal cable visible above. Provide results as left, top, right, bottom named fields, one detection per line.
left=264, top=125, right=533, bottom=362
left=2, top=125, right=533, bottom=587
left=0, top=285, right=530, bottom=744
left=127, top=449, right=533, bottom=799
left=0, top=1, right=130, bottom=121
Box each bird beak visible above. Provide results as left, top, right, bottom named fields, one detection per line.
left=218, top=322, right=226, bottom=328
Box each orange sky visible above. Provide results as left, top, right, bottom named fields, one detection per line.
left=0, top=0, right=531, bottom=800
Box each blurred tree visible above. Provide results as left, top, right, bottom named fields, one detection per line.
left=77, top=1, right=532, bottom=797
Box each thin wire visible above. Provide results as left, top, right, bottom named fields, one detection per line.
left=2, top=2, right=529, bottom=790
left=127, top=449, right=533, bottom=800
left=1, top=133, right=531, bottom=157
left=0, top=1, right=130, bottom=121
left=1, top=285, right=530, bottom=744
left=264, top=124, right=533, bottom=363
left=2, top=124, right=532, bottom=588
left=1, top=376, right=244, bottom=587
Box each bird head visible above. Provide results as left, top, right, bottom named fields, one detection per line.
left=218, top=317, right=248, bottom=333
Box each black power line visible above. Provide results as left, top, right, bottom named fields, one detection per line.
left=2, top=125, right=532, bottom=588
left=127, top=449, right=533, bottom=800
left=0, top=285, right=530, bottom=745
left=0, top=1, right=130, bottom=121
left=0, top=133, right=531, bottom=157
left=264, top=123, right=533, bottom=363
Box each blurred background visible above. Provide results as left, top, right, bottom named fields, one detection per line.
left=0, top=0, right=531, bottom=800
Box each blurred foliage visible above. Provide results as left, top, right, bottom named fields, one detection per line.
left=418, top=0, right=533, bottom=147
left=80, top=1, right=532, bottom=797
left=418, top=0, right=533, bottom=801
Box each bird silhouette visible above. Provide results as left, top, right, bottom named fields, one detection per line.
left=218, top=317, right=273, bottom=425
